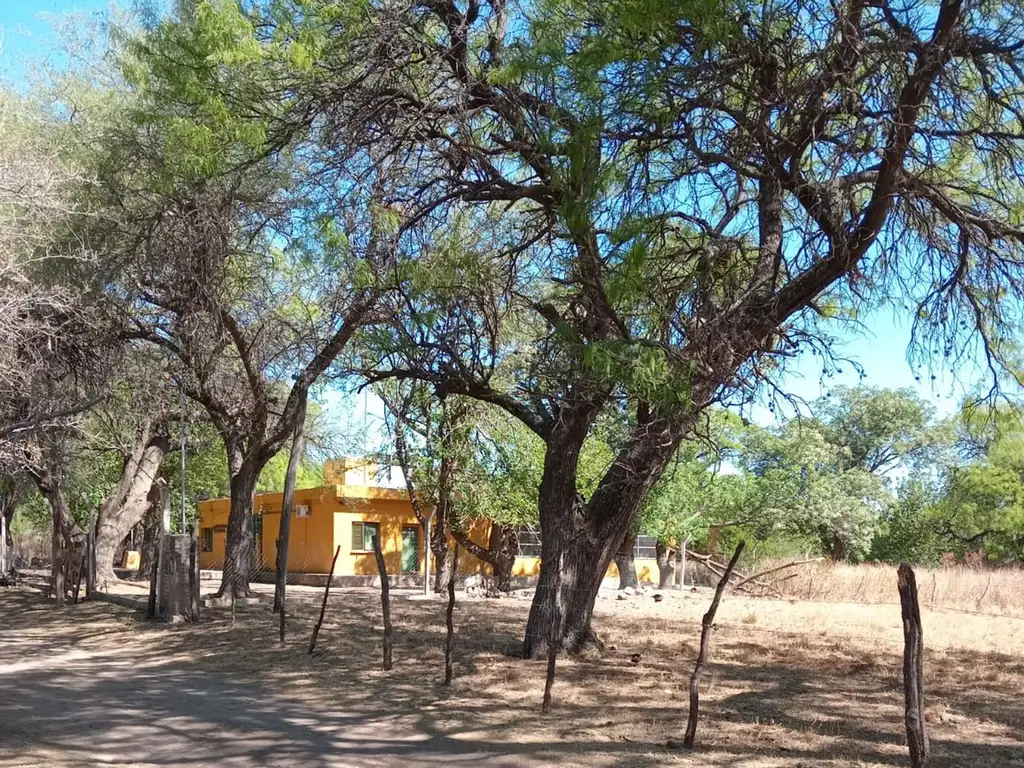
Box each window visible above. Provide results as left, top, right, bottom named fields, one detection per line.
left=201, top=528, right=213, bottom=552
left=516, top=527, right=542, bottom=558
left=634, top=534, right=657, bottom=559
left=351, top=521, right=380, bottom=553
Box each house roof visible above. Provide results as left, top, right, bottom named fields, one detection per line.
left=197, top=483, right=408, bottom=513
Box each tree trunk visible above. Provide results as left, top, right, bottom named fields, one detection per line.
left=829, top=536, right=848, bottom=562
left=137, top=489, right=161, bottom=578
left=217, top=456, right=260, bottom=601
left=898, top=564, right=929, bottom=768
left=1, top=499, right=13, bottom=574
left=450, top=522, right=518, bottom=592
left=525, top=523, right=611, bottom=658
left=489, top=523, right=517, bottom=592
left=94, top=435, right=169, bottom=585
left=522, top=409, right=686, bottom=658
left=656, top=540, right=677, bottom=589
left=52, top=501, right=64, bottom=607
left=431, top=530, right=454, bottom=593
left=614, top=532, right=639, bottom=590
left=274, top=390, right=307, bottom=619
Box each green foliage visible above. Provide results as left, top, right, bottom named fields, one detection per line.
left=735, top=421, right=888, bottom=559
left=811, top=387, right=938, bottom=474
left=870, top=479, right=944, bottom=565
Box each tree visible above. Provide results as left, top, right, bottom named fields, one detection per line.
left=735, top=421, right=889, bottom=560
left=811, top=387, right=938, bottom=475
left=319, top=0, right=1024, bottom=655
left=0, top=88, right=116, bottom=603
left=929, top=405, right=1024, bottom=561
left=381, top=383, right=469, bottom=591
left=74, top=4, right=391, bottom=601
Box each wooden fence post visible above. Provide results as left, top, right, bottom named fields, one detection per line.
left=898, top=563, right=928, bottom=768
left=677, top=540, right=745, bottom=749
left=308, top=545, right=341, bottom=655
left=147, top=543, right=159, bottom=619
left=444, top=544, right=459, bottom=686
left=373, top=534, right=393, bottom=671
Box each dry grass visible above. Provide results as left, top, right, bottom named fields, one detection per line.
left=748, top=560, right=1024, bottom=618
left=16, top=581, right=1024, bottom=767
left=3, top=578, right=1022, bottom=768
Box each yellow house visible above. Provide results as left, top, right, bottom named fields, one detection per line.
left=197, top=458, right=661, bottom=585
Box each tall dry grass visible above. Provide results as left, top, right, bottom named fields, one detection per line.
left=753, top=560, right=1024, bottom=618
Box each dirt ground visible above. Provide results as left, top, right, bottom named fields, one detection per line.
left=1, top=582, right=1022, bottom=768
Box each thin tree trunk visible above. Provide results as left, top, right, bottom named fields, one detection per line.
left=147, top=540, right=159, bottom=618
left=615, top=532, right=639, bottom=590
left=308, top=545, right=340, bottom=654
left=373, top=534, right=393, bottom=670
left=656, top=540, right=677, bottom=589
left=450, top=522, right=518, bottom=592
left=137, top=490, right=161, bottom=579
left=0, top=508, right=8, bottom=575
left=274, top=390, right=307, bottom=623
left=444, top=544, right=459, bottom=686
left=51, top=502, right=64, bottom=607
left=217, top=456, right=260, bottom=601
left=898, top=564, right=928, bottom=768
left=432, top=536, right=454, bottom=593
left=681, top=541, right=745, bottom=749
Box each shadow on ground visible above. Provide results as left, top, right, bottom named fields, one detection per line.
left=0, top=585, right=1021, bottom=768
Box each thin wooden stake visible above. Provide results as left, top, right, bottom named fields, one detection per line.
left=373, top=534, right=393, bottom=670
left=444, top=544, right=459, bottom=686
left=146, top=549, right=159, bottom=619
left=898, top=563, right=929, bottom=768
left=681, top=540, right=745, bottom=749
left=275, top=390, right=308, bottom=631
left=308, top=545, right=340, bottom=655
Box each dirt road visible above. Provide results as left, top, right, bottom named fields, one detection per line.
left=0, top=588, right=546, bottom=768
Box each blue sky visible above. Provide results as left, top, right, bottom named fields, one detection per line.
left=0, top=0, right=114, bottom=81
left=2, top=1, right=997, bottom=448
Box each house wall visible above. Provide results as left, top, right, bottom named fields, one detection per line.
left=197, top=486, right=339, bottom=572
left=512, top=556, right=661, bottom=583
left=200, top=485, right=499, bottom=577
left=199, top=485, right=661, bottom=583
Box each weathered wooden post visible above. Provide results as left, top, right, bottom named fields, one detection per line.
left=308, top=545, right=341, bottom=654
left=147, top=551, right=159, bottom=619
left=444, top=544, right=459, bottom=686
left=898, top=563, right=928, bottom=768
left=274, top=390, right=307, bottom=635
left=678, top=540, right=745, bottom=749
left=373, top=533, right=393, bottom=670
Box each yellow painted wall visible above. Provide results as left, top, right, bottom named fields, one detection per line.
left=512, top=556, right=660, bottom=583
left=199, top=484, right=660, bottom=583
left=199, top=484, right=494, bottom=577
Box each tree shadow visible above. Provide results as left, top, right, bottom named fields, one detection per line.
left=1, top=587, right=1021, bottom=768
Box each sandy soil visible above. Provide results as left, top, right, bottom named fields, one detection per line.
left=1, top=581, right=1021, bottom=767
